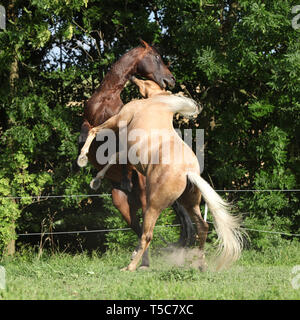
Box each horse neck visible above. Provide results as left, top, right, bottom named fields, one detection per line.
left=96, top=47, right=143, bottom=96
left=84, top=47, right=143, bottom=125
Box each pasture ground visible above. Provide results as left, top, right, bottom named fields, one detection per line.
left=0, top=241, right=299, bottom=300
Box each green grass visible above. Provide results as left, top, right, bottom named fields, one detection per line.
left=0, top=242, right=300, bottom=300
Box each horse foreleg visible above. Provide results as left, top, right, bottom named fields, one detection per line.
left=77, top=115, right=120, bottom=167
left=90, top=163, right=112, bottom=190
left=77, top=127, right=98, bottom=167
left=90, top=152, right=121, bottom=190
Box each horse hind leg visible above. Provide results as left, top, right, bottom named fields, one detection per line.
left=111, top=189, right=149, bottom=268
left=123, top=206, right=161, bottom=271
left=123, top=171, right=187, bottom=271
left=127, top=204, right=206, bottom=272
left=180, top=200, right=209, bottom=271
left=131, top=244, right=149, bottom=269
left=129, top=205, right=150, bottom=269
left=130, top=171, right=149, bottom=268
left=120, top=165, right=133, bottom=193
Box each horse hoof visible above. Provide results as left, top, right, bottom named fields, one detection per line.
left=121, top=265, right=136, bottom=272
left=199, top=263, right=208, bottom=272
left=120, top=266, right=135, bottom=272
left=139, top=266, right=149, bottom=270
left=77, top=154, right=88, bottom=167
left=90, top=178, right=101, bottom=190
left=120, top=267, right=128, bottom=272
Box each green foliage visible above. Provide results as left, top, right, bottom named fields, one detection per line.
left=248, top=101, right=275, bottom=119
left=0, top=184, right=20, bottom=253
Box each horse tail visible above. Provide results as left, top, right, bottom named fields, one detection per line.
left=187, top=171, right=244, bottom=270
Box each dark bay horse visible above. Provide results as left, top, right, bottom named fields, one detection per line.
left=78, top=40, right=193, bottom=267
left=78, top=79, right=244, bottom=271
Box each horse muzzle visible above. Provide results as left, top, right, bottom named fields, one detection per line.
left=160, top=75, right=175, bottom=89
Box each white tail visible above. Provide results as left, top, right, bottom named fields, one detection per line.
left=187, top=171, right=244, bottom=270
left=152, top=95, right=199, bottom=118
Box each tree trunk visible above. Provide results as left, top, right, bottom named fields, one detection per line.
left=6, top=229, right=15, bottom=256
left=9, top=57, right=19, bottom=91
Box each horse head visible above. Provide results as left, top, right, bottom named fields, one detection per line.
left=136, top=39, right=175, bottom=90
left=130, top=76, right=167, bottom=98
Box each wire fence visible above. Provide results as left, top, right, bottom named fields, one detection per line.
left=1, top=189, right=300, bottom=200
left=16, top=223, right=300, bottom=238
left=2, top=189, right=298, bottom=238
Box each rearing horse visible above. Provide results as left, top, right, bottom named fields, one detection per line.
left=78, top=40, right=193, bottom=267
left=78, top=79, right=245, bottom=271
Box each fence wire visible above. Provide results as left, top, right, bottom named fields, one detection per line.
left=0, top=189, right=298, bottom=238
left=17, top=222, right=300, bottom=238
left=1, top=189, right=300, bottom=200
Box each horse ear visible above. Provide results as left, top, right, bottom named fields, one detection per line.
left=139, top=39, right=150, bottom=48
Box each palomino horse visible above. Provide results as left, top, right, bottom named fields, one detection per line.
left=78, top=79, right=244, bottom=271
left=78, top=40, right=194, bottom=267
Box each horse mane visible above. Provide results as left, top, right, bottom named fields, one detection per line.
left=145, top=44, right=161, bottom=55
left=94, top=46, right=143, bottom=94
left=151, top=94, right=200, bottom=118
